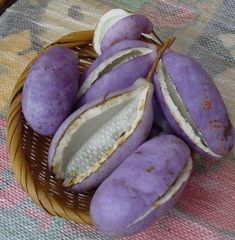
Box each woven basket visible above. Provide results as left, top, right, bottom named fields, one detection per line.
left=7, top=29, right=173, bottom=225
left=7, top=30, right=98, bottom=225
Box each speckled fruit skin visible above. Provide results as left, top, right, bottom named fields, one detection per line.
left=90, top=135, right=191, bottom=237
left=77, top=40, right=157, bottom=108
left=153, top=51, right=234, bottom=159
left=48, top=80, right=154, bottom=192
left=22, top=47, right=79, bottom=136
left=101, top=14, right=153, bottom=53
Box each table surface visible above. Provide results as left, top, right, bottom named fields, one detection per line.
left=0, top=1, right=235, bottom=239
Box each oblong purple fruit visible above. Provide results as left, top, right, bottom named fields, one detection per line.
left=154, top=51, right=234, bottom=159
left=48, top=79, right=154, bottom=192
left=76, top=40, right=157, bottom=108
left=22, top=47, right=79, bottom=136
left=90, top=135, right=192, bottom=237
left=93, top=9, right=153, bottom=55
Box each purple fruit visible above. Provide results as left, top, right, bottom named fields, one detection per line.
left=90, top=135, right=192, bottom=237
left=153, top=50, right=234, bottom=159
left=76, top=40, right=157, bottom=108
left=93, top=9, right=153, bottom=55
left=22, top=47, right=79, bottom=136
left=48, top=78, right=154, bottom=192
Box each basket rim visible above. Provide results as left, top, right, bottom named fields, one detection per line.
left=7, top=30, right=95, bottom=225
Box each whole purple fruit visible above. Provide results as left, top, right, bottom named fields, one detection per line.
left=90, top=135, right=192, bottom=237
left=22, top=47, right=79, bottom=136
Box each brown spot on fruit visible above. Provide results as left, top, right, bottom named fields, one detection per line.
left=168, top=170, right=174, bottom=176
left=124, top=36, right=128, bottom=40
left=146, top=166, right=155, bottom=173
left=170, top=138, right=182, bottom=145
left=135, top=150, right=142, bottom=155
left=203, top=99, right=212, bottom=111
left=111, top=39, right=121, bottom=47
left=120, top=179, right=126, bottom=184
left=209, top=120, right=224, bottom=130
left=224, top=119, right=233, bottom=140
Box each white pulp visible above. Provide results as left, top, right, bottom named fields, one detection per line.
left=65, top=97, right=139, bottom=178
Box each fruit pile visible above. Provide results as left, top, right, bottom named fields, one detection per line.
left=22, top=9, right=234, bottom=237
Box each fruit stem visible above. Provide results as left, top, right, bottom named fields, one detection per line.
left=152, top=30, right=164, bottom=46
left=141, top=33, right=162, bottom=47
left=146, top=37, right=175, bottom=81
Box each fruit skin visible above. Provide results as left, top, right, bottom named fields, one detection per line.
left=22, top=47, right=79, bottom=136
left=153, top=51, right=234, bottom=159
left=77, top=40, right=157, bottom=108
left=100, top=14, right=153, bottom=53
left=48, top=79, right=154, bottom=192
left=90, top=135, right=191, bottom=237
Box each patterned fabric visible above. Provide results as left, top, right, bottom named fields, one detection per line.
left=0, top=1, right=234, bottom=239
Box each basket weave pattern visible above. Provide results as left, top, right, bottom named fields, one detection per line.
left=7, top=30, right=98, bottom=225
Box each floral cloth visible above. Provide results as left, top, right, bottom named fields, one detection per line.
left=0, top=1, right=234, bottom=239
